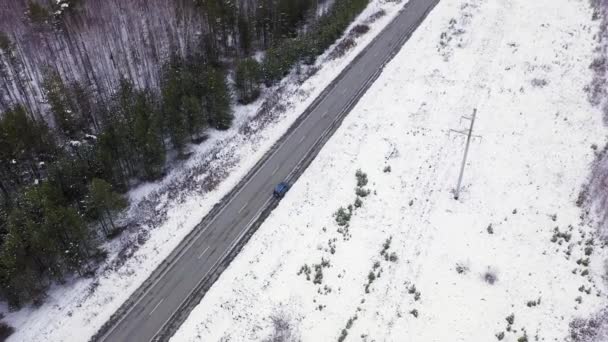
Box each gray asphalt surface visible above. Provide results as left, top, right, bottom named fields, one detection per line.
left=98, top=0, right=439, bottom=341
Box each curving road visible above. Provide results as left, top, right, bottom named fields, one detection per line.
left=95, top=0, right=439, bottom=341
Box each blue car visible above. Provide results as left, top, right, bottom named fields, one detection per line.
left=273, top=182, right=290, bottom=198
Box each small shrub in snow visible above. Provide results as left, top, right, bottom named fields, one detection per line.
left=506, top=314, right=515, bottom=326
left=313, top=264, right=323, bottom=285
left=380, top=237, right=392, bottom=257
left=365, top=263, right=382, bottom=293
left=484, top=270, right=498, bottom=285
left=487, top=224, right=494, bottom=234
left=355, top=187, right=371, bottom=197
left=389, top=252, right=398, bottom=262
left=297, top=264, right=311, bottom=281
left=345, top=315, right=357, bottom=329
left=338, top=329, right=348, bottom=342
left=577, top=258, right=590, bottom=267
left=410, top=309, right=418, bottom=318
left=455, top=263, right=469, bottom=274
left=408, top=284, right=417, bottom=295
left=334, top=207, right=352, bottom=226
left=329, top=38, right=356, bottom=59
left=355, top=169, right=368, bottom=187
left=526, top=298, right=540, bottom=307
left=517, top=334, right=528, bottom=342
left=318, top=285, right=332, bottom=295
left=578, top=285, right=592, bottom=295
left=404, top=282, right=421, bottom=301
left=496, top=331, right=505, bottom=340
left=530, top=78, right=549, bottom=88
left=364, top=9, right=386, bottom=24
left=266, top=314, right=298, bottom=342
left=551, top=227, right=571, bottom=243
left=354, top=197, right=363, bottom=208
left=328, top=239, right=336, bottom=254
left=383, top=165, right=392, bottom=173
left=350, top=24, right=370, bottom=37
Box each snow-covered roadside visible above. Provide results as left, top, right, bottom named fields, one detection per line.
left=2, top=1, right=409, bottom=341
left=171, top=0, right=608, bottom=341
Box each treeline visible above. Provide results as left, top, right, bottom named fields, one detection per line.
left=234, top=0, right=370, bottom=102
left=260, top=0, right=370, bottom=85
left=0, top=0, right=370, bottom=308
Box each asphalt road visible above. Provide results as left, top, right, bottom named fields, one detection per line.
left=97, top=0, right=439, bottom=341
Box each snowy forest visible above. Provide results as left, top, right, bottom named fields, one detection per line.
left=0, top=0, right=369, bottom=308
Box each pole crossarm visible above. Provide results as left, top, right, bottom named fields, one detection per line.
left=452, top=108, right=479, bottom=200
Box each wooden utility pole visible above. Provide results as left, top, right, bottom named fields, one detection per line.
left=450, top=108, right=479, bottom=200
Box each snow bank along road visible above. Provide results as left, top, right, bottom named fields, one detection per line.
left=95, top=0, right=440, bottom=341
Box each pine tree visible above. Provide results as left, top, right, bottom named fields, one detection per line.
left=43, top=71, right=85, bottom=139
left=70, top=81, right=100, bottom=133
left=161, top=59, right=189, bottom=153
left=237, top=14, right=251, bottom=55
left=27, top=1, right=50, bottom=25
left=87, top=178, right=127, bottom=236
left=203, top=67, right=233, bottom=130
left=41, top=201, right=90, bottom=275
left=195, top=0, right=237, bottom=55
left=0, top=218, right=47, bottom=308
left=47, top=155, right=91, bottom=208
left=235, top=58, right=261, bottom=104
left=133, top=93, right=165, bottom=179
left=181, top=95, right=207, bottom=142
left=0, top=105, right=56, bottom=187
left=95, top=127, right=128, bottom=190
left=23, top=182, right=87, bottom=272
left=97, top=79, right=146, bottom=183
left=166, top=106, right=188, bottom=153
left=142, top=111, right=166, bottom=178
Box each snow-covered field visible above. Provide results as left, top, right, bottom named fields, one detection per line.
left=171, top=0, right=608, bottom=341
left=2, top=1, right=410, bottom=341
